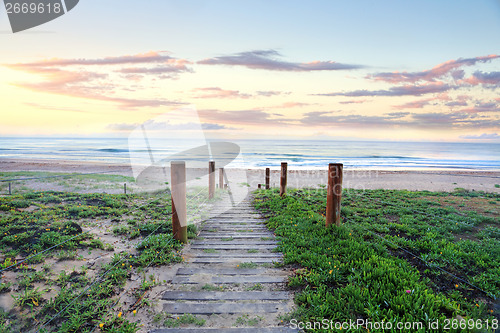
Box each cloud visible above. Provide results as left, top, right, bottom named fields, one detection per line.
left=198, top=109, right=292, bottom=126
left=9, top=51, right=183, bottom=67
left=299, top=110, right=499, bottom=129
left=256, top=90, right=289, bottom=97
left=392, top=98, right=434, bottom=109
left=459, top=133, right=500, bottom=140
left=461, top=71, right=500, bottom=86
left=445, top=101, right=468, bottom=107
left=107, top=120, right=233, bottom=131
left=301, top=111, right=409, bottom=127
left=460, top=101, right=500, bottom=113
left=201, top=123, right=234, bottom=130
left=5, top=53, right=188, bottom=109
left=270, top=102, right=311, bottom=108
left=369, top=54, right=499, bottom=83
left=198, top=49, right=363, bottom=71
left=193, top=87, right=252, bottom=99
left=316, top=82, right=452, bottom=97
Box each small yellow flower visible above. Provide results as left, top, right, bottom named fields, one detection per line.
left=99, top=323, right=104, bottom=328
left=329, top=270, right=332, bottom=274
left=118, top=312, right=122, bottom=318
left=455, top=284, right=459, bottom=288
left=133, top=310, right=137, bottom=315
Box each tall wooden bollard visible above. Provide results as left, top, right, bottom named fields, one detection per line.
left=171, top=161, right=187, bottom=243
left=124, top=183, right=127, bottom=195
left=280, top=162, right=287, bottom=197
left=326, top=163, right=343, bottom=227
left=219, top=168, right=224, bottom=190
left=265, top=168, right=270, bottom=189
left=209, top=161, right=215, bottom=199
left=8, top=183, right=11, bottom=195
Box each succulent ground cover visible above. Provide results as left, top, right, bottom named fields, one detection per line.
left=0, top=185, right=209, bottom=332
left=254, top=188, right=499, bottom=332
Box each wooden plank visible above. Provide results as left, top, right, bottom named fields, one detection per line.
left=195, top=253, right=281, bottom=258
left=199, top=232, right=272, bottom=236
left=176, top=268, right=265, bottom=275
left=198, top=235, right=274, bottom=239
left=193, top=258, right=279, bottom=264
left=191, top=245, right=277, bottom=250
left=191, top=241, right=277, bottom=246
left=163, top=302, right=283, bottom=314
left=213, top=276, right=284, bottom=284
left=162, top=291, right=289, bottom=301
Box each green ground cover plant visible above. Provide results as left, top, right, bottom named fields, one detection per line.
left=254, top=188, right=499, bottom=332
left=0, top=185, right=214, bottom=332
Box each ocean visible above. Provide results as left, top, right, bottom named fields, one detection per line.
left=0, top=137, right=499, bottom=171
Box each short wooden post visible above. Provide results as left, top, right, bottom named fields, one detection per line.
left=265, top=168, right=270, bottom=189
left=8, top=183, right=11, bottom=195
left=171, top=161, right=187, bottom=243
left=208, top=161, right=215, bottom=199
left=280, top=162, right=287, bottom=197
left=258, top=184, right=261, bottom=189
left=219, top=168, right=224, bottom=190
left=124, top=183, right=127, bottom=194
left=326, top=163, right=343, bottom=227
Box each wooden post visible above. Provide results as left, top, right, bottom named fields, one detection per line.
left=8, top=183, right=11, bottom=195
left=265, top=168, right=270, bottom=189
left=124, top=183, right=127, bottom=194
left=219, top=168, right=224, bottom=190
left=280, top=162, right=287, bottom=197
left=258, top=184, right=261, bottom=189
left=326, top=163, right=343, bottom=227
left=171, top=161, right=187, bottom=243
left=208, top=161, right=215, bottom=199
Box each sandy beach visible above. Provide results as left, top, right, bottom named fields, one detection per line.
left=1, top=158, right=499, bottom=193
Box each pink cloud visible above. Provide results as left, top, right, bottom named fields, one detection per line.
left=460, top=71, right=500, bottom=86
left=6, top=60, right=183, bottom=109
left=8, top=51, right=186, bottom=67
left=369, top=54, right=499, bottom=83
left=460, top=101, right=500, bottom=113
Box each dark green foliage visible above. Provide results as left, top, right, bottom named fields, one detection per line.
left=254, top=188, right=498, bottom=332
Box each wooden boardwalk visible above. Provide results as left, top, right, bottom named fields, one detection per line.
left=152, top=195, right=297, bottom=332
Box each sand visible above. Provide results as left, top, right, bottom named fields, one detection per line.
left=1, top=158, right=500, bottom=193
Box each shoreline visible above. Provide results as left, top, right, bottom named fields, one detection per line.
left=1, top=158, right=500, bottom=193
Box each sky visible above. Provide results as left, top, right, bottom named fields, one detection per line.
left=0, top=0, right=499, bottom=142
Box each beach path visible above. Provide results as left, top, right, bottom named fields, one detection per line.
left=152, top=194, right=297, bottom=332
